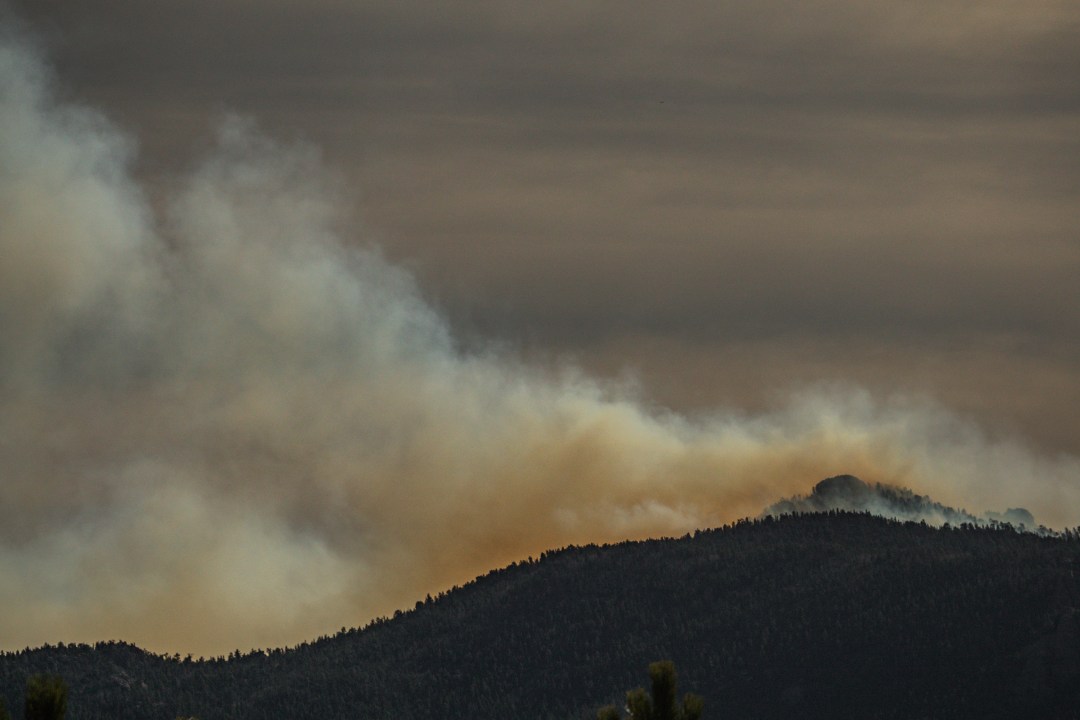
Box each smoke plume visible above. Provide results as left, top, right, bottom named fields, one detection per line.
left=764, top=475, right=1041, bottom=529
left=2, top=25, right=1079, bottom=655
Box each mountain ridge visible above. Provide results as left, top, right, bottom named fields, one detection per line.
left=3, top=505, right=1080, bottom=719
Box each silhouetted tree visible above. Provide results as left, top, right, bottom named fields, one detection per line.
left=597, top=706, right=621, bottom=720
left=0, top=695, right=11, bottom=720
left=682, top=694, right=704, bottom=720
left=598, top=661, right=703, bottom=720
left=626, top=687, right=652, bottom=719
left=650, top=661, right=678, bottom=720
left=24, top=675, right=67, bottom=720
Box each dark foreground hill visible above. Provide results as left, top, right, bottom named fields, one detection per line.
left=3, top=512, right=1080, bottom=720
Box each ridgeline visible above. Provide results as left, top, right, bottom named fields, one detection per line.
left=2, top=511, right=1079, bottom=719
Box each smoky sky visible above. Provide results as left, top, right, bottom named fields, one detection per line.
left=14, top=0, right=1079, bottom=452
left=2, top=1, right=1080, bottom=654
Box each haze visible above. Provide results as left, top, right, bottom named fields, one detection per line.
left=2, top=0, right=1078, bottom=655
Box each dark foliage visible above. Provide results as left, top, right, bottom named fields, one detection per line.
left=3, top=513, right=1080, bottom=719
left=599, top=661, right=703, bottom=720
left=24, top=674, right=67, bottom=720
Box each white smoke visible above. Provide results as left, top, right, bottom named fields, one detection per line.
left=2, top=25, right=1079, bottom=655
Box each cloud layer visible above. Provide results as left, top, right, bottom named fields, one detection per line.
left=2, top=16, right=1080, bottom=655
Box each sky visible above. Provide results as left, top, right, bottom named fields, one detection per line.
left=2, top=0, right=1079, bottom=655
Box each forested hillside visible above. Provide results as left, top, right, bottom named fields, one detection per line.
left=3, top=512, right=1079, bottom=719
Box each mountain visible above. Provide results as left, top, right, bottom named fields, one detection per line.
left=2, top=509, right=1079, bottom=719
left=764, top=474, right=1039, bottom=530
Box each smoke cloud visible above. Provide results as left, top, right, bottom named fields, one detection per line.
left=2, top=25, right=1079, bottom=655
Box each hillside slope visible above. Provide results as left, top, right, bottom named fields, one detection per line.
left=2, top=512, right=1079, bottom=719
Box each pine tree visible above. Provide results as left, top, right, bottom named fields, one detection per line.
left=597, top=661, right=704, bottom=720
left=24, top=675, right=68, bottom=720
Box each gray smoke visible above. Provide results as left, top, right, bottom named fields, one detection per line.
left=2, top=25, right=1079, bottom=655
